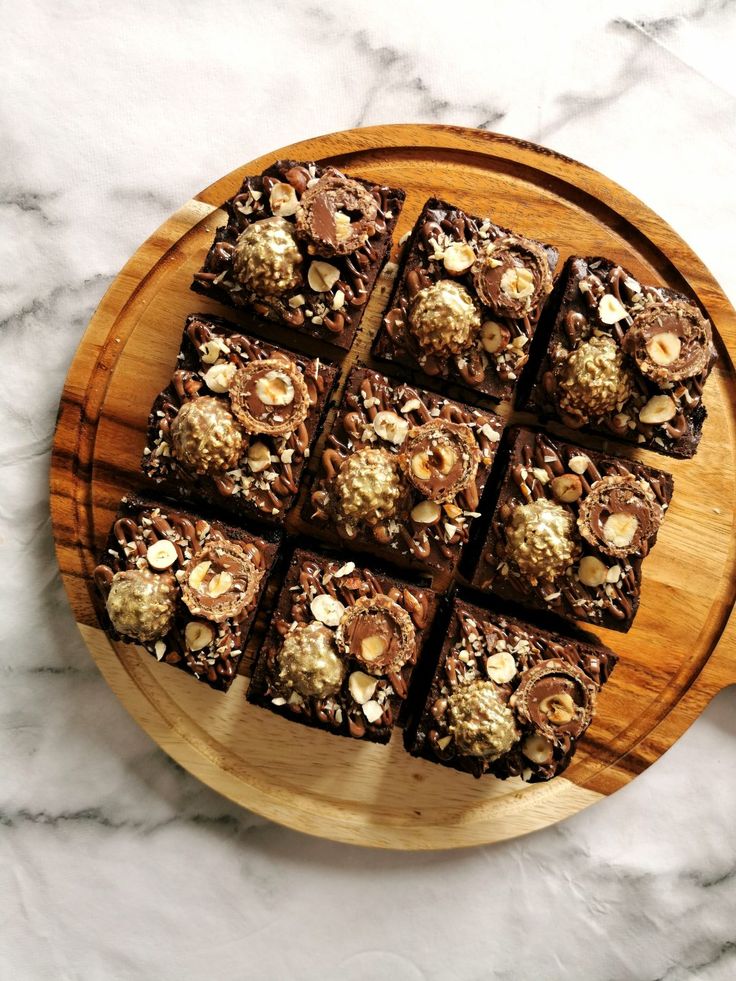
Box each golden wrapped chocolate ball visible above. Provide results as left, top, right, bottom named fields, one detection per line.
left=557, top=335, right=633, bottom=424
left=505, top=498, right=579, bottom=582
left=170, top=397, right=244, bottom=475
left=447, top=680, right=519, bottom=759
left=232, top=217, right=303, bottom=296
left=106, top=568, right=177, bottom=641
left=335, top=448, right=405, bottom=529
left=408, top=280, right=481, bottom=356
left=276, top=622, right=345, bottom=698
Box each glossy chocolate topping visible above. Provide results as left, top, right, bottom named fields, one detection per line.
left=295, top=168, right=378, bottom=256
left=336, top=594, right=416, bottom=675
left=180, top=540, right=262, bottom=622
left=229, top=358, right=309, bottom=436
left=577, top=474, right=661, bottom=558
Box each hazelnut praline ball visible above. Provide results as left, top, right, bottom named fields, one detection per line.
left=335, top=448, right=404, bottom=528
left=505, top=498, right=579, bottom=581
left=447, top=680, right=519, bottom=759
left=409, top=280, right=481, bottom=357
left=276, top=622, right=345, bottom=698
left=106, top=568, right=177, bottom=642
left=232, top=216, right=303, bottom=297
left=558, top=334, right=633, bottom=422
left=170, top=397, right=244, bottom=475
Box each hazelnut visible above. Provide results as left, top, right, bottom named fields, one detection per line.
left=247, top=441, right=272, bottom=473
left=255, top=369, right=295, bottom=407
left=146, top=539, right=178, bottom=571
left=504, top=498, right=579, bottom=582
left=646, top=332, right=681, bottom=366
left=171, top=397, right=244, bottom=476
left=408, top=280, right=481, bottom=357
left=410, top=500, right=442, bottom=525
left=447, top=680, right=519, bottom=759
left=578, top=555, right=608, bottom=587
left=372, top=410, right=409, bottom=445
left=362, top=700, right=384, bottom=724
left=577, top=474, right=661, bottom=558
left=185, top=620, right=215, bottom=652
left=639, top=394, right=677, bottom=425
left=348, top=671, right=378, bottom=705
left=538, top=692, right=576, bottom=725
left=202, top=362, right=237, bottom=394
left=443, top=242, right=475, bottom=274
left=550, top=474, right=583, bottom=503
left=310, top=593, right=346, bottom=627
left=275, top=622, right=345, bottom=699
left=269, top=181, right=299, bottom=217
left=486, top=651, right=517, bottom=684
left=567, top=454, right=590, bottom=475
left=598, top=293, right=628, bottom=324
left=480, top=320, right=511, bottom=354
left=106, top=568, right=177, bottom=642
left=522, top=734, right=554, bottom=764
left=602, top=512, right=638, bottom=549
left=307, top=260, right=341, bottom=292
left=232, top=217, right=303, bottom=297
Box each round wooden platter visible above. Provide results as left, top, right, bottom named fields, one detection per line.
left=50, top=124, right=736, bottom=849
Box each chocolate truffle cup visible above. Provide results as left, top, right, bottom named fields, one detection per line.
left=192, top=159, right=406, bottom=350
left=247, top=548, right=438, bottom=743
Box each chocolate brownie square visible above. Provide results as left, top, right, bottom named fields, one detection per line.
left=192, top=160, right=406, bottom=350
left=519, top=256, right=717, bottom=458
left=373, top=197, right=558, bottom=400
left=305, top=365, right=504, bottom=574
left=405, top=598, right=617, bottom=780
left=142, top=313, right=337, bottom=523
left=247, top=548, right=438, bottom=743
left=471, top=427, right=674, bottom=632
left=92, top=496, right=280, bottom=691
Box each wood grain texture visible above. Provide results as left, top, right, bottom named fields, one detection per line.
left=50, top=124, right=736, bottom=849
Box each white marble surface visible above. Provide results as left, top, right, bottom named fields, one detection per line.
left=2, top=1, right=735, bottom=978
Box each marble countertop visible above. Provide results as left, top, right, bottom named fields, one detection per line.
left=2, top=1, right=735, bottom=978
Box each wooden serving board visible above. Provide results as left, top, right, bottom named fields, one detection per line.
left=50, top=124, right=736, bottom=849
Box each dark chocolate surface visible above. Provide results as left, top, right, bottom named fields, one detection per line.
left=305, top=366, right=504, bottom=574
left=373, top=197, right=558, bottom=400
left=93, top=496, right=279, bottom=691
left=247, top=548, right=438, bottom=743
left=520, top=256, right=717, bottom=458
left=406, top=598, right=617, bottom=780
left=471, top=427, right=674, bottom=632
left=142, top=313, right=337, bottom=523
left=192, top=159, right=406, bottom=350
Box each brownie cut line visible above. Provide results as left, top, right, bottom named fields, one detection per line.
left=373, top=197, right=558, bottom=401
left=92, top=496, right=280, bottom=691
left=405, top=597, right=617, bottom=780
left=192, top=159, right=406, bottom=350
left=142, top=313, right=337, bottom=524
left=247, top=548, right=438, bottom=743
left=304, top=365, right=505, bottom=574
left=520, top=255, right=717, bottom=458
left=471, top=426, right=674, bottom=632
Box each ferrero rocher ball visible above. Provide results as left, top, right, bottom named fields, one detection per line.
left=557, top=335, right=633, bottom=424
left=276, top=622, right=345, bottom=698
left=232, top=217, right=303, bottom=296
left=171, top=397, right=244, bottom=475
left=447, top=680, right=519, bottom=759
left=106, top=568, right=177, bottom=642
left=335, top=448, right=404, bottom=528
left=408, top=280, right=481, bottom=356
left=505, top=498, right=579, bottom=581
